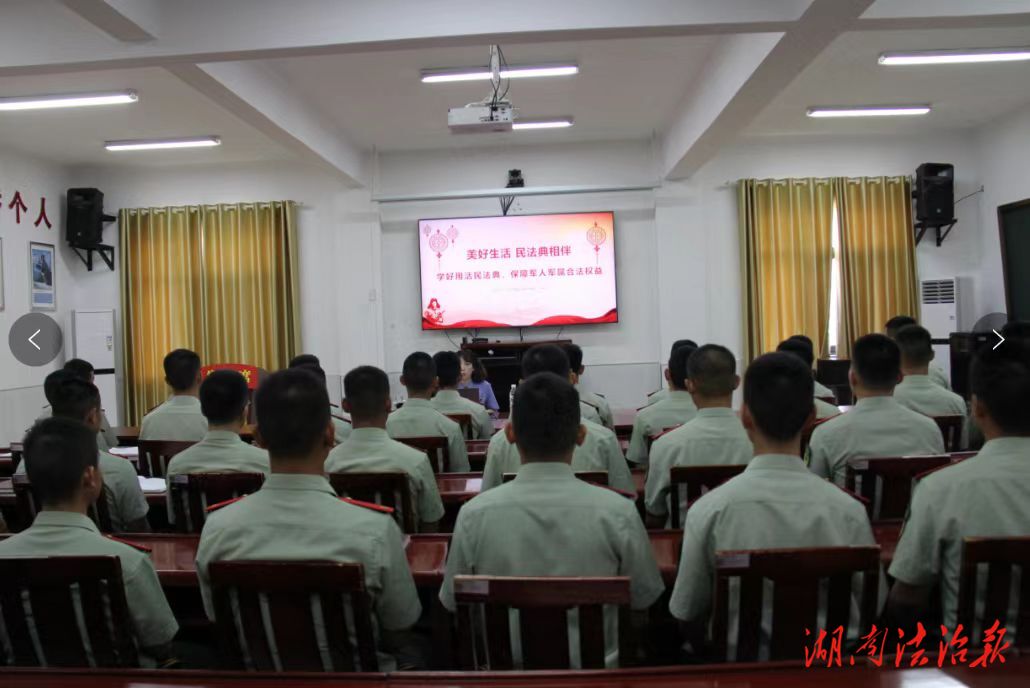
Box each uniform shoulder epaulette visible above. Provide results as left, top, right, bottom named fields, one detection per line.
left=104, top=535, right=152, bottom=553
left=834, top=484, right=870, bottom=506
left=339, top=497, right=395, bottom=514
left=652, top=425, right=683, bottom=442
left=580, top=398, right=601, bottom=411
left=646, top=388, right=662, bottom=398
left=206, top=495, right=248, bottom=513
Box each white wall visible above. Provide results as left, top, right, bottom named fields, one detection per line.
left=0, top=147, right=72, bottom=444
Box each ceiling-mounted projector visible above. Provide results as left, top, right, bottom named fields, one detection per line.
left=448, top=103, right=514, bottom=133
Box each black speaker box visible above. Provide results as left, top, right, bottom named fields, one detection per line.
left=66, top=188, right=108, bottom=247
left=915, top=163, right=954, bottom=223
left=949, top=332, right=991, bottom=400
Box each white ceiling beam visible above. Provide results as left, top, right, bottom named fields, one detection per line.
left=60, top=0, right=160, bottom=42
left=166, top=62, right=367, bottom=186
left=661, top=0, right=876, bottom=180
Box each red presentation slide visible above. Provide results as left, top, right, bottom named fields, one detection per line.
left=419, top=211, right=618, bottom=330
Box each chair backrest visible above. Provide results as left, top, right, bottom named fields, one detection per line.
left=668, top=464, right=746, bottom=529
left=136, top=440, right=195, bottom=478
left=933, top=415, right=964, bottom=453
left=395, top=435, right=451, bottom=473
left=208, top=560, right=378, bottom=672
left=501, top=470, right=608, bottom=487
left=958, top=536, right=1030, bottom=649
left=0, top=556, right=139, bottom=667
left=444, top=413, right=473, bottom=440
left=712, top=546, right=880, bottom=662
left=844, top=454, right=951, bottom=521
left=453, top=575, right=632, bottom=670
left=328, top=472, right=417, bottom=533
left=10, top=441, right=24, bottom=473
left=645, top=425, right=682, bottom=456
left=11, top=474, right=113, bottom=532
left=169, top=472, right=265, bottom=533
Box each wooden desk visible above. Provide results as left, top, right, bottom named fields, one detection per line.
left=0, top=479, right=166, bottom=510
left=613, top=408, right=636, bottom=438
left=115, top=426, right=256, bottom=446
left=872, top=522, right=902, bottom=567
left=435, top=474, right=483, bottom=505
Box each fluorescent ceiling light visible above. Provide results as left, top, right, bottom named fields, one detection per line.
left=105, top=136, right=221, bottom=151
left=806, top=105, right=931, bottom=118
left=0, top=90, right=137, bottom=111
left=880, top=48, right=1030, bottom=65
left=512, top=118, right=574, bottom=130
left=421, top=64, right=578, bottom=83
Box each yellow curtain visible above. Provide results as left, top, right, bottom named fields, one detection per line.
left=120, top=202, right=300, bottom=424
left=834, top=177, right=919, bottom=358
left=739, top=178, right=834, bottom=362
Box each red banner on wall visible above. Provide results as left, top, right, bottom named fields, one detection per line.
left=201, top=364, right=260, bottom=389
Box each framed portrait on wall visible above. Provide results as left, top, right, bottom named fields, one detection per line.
left=30, top=242, right=56, bottom=311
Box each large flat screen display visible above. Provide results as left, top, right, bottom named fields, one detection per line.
left=418, top=211, right=617, bottom=330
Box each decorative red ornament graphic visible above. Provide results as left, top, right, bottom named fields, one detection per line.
left=586, top=221, right=606, bottom=265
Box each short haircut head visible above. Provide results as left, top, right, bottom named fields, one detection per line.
left=255, top=368, right=330, bottom=458
left=23, top=417, right=99, bottom=507
left=667, top=342, right=697, bottom=390
left=401, top=352, right=436, bottom=393
left=851, top=334, right=901, bottom=392
left=971, top=340, right=1030, bottom=435
left=777, top=338, right=814, bottom=367
left=670, top=339, right=698, bottom=358
left=564, top=344, right=584, bottom=372
left=343, top=366, right=391, bottom=421
left=522, top=344, right=571, bottom=379
left=200, top=370, right=250, bottom=424
left=688, top=344, right=738, bottom=397
left=164, top=349, right=201, bottom=391
left=50, top=377, right=101, bottom=422
left=885, top=315, right=918, bottom=338
left=512, top=372, right=580, bottom=461
left=894, top=324, right=934, bottom=367
left=433, top=351, right=461, bottom=387
left=744, top=353, right=814, bottom=441
left=788, top=334, right=814, bottom=350
left=63, top=358, right=94, bottom=381
left=43, top=369, right=73, bottom=406
left=295, top=363, right=327, bottom=387
left=289, top=354, right=320, bottom=369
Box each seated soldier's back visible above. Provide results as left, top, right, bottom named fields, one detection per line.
left=166, top=431, right=269, bottom=477
left=430, top=390, right=492, bottom=439
left=894, top=374, right=967, bottom=417
left=626, top=391, right=698, bottom=464
left=386, top=398, right=468, bottom=471
left=139, top=396, right=208, bottom=441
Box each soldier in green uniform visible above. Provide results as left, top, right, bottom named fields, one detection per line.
left=566, top=344, right=613, bottom=429
left=429, top=351, right=493, bottom=439
left=139, top=349, right=208, bottom=442
left=627, top=342, right=699, bottom=464
left=644, top=339, right=697, bottom=407
left=387, top=352, right=468, bottom=472
left=885, top=316, right=950, bottom=389
left=36, top=358, right=119, bottom=450
left=777, top=337, right=840, bottom=417
left=290, top=357, right=352, bottom=444
left=893, top=325, right=968, bottom=418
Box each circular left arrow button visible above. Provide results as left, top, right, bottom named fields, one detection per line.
left=9, top=313, right=63, bottom=366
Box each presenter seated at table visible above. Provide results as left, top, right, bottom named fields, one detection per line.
left=670, top=353, right=882, bottom=657
left=164, top=370, right=270, bottom=523
left=457, top=349, right=499, bottom=413
left=196, top=368, right=422, bottom=670
left=627, top=342, right=699, bottom=464
left=481, top=344, right=634, bottom=494
left=430, top=351, right=493, bottom=439
left=440, top=371, right=664, bottom=668
left=289, top=356, right=352, bottom=444
left=19, top=372, right=149, bottom=533
left=566, top=344, right=613, bottom=429
left=776, top=338, right=840, bottom=419
left=35, top=358, right=119, bottom=451
left=388, top=352, right=469, bottom=472
left=0, top=417, right=178, bottom=666
left=643, top=339, right=697, bottom=407
left=139, top=349, right=208, bottom=442
left=326, top=365, right=444, bottom=532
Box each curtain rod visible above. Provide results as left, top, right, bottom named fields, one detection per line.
left=373, top=182, right=660, bottom=204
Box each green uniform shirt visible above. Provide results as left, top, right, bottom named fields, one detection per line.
left=430, top=390, right=494, bottom=440
left=627, top=390, right=698, bottom=464
left=37, top=405, right=119, bottom=452
left=815, top=398, right=841, bottom=420
left=813, top=380, right=835, bottom=400
left=482, top=418, right=635, bottom=494
left=894, top=374, right=967, bottom=418
left=195, top=473, right=421, bottom=672
left=645, top=407, right=753, bottom=521
left=139, top=396, right=207, bottom=442
left=577, top=386, right=614, bottom=429
left=889, top=437, right=1030, bottom=631
left=669, top=454, right=881, bottom=659
left=929, top=363, right=950, bottom=390
left=0, top=511, right=178, bottom=656
left=808, top=396, right=945, bottom=486
left=164, top=430, right=270, bottom=524
left=325, top=427, right=445, bottom=525
left=332, top=412, right=352, bottom=445
left=439, top=462, right=664, bottom=668
left=386, top=398, right=469, bottom=471
left=644, top=388, right=667, bottom=408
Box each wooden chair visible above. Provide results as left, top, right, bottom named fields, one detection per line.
left=933, top=415, right=964, bottom=453
left=328, top=472, right=417, bottom=533
left=0, top=556, right=139, bottom=667
left=168, top=472, right=265, bottom=533
left=396, top=435, right=451, bottom=473
left=137, top=440, right=196, bottom=478
left=712, top=546, right=880, bottom=662
left=844, top=454, right=951, bottom=522
left=502, top=470, right=608, bottom=486
left=453, top=575, right=633, bottom=670
left=668, top=464, right=746, bottom=529
left=11, top=474, right=113, bottom=532
left=444, top=413, right=474, bottom=440
left=957, top=536, right=1030, bottom=649
left=208, top=560, right=378, bottom=672
left=645, top=425, right=682, bottom=456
